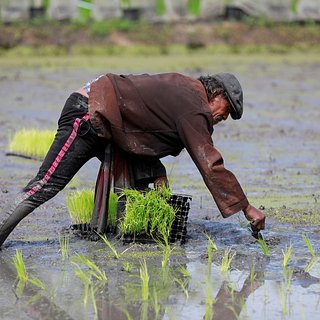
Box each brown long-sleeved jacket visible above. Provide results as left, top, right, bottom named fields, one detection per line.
left=88, top=72, right=249, bottom=217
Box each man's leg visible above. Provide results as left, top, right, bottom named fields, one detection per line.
left=0, top=93, right=105, bottom=247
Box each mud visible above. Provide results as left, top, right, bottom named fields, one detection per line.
left=0, top=55, right=320, bottom=319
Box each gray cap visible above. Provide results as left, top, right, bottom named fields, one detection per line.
left=213, top=73, right=243, bottom=120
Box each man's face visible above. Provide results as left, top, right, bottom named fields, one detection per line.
left=207, top=93, right=231, bottom=125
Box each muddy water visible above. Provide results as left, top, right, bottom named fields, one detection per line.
left=0, top=56, right=320, bottom=319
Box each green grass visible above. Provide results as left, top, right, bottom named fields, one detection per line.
left=66, top=189, right=94, bottom=225
left=8, top=129, right=55, bottom=159
left=119, top=188, right=176, bottom=241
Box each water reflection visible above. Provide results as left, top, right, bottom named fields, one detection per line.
left=0, top=255, right=74, bottom=320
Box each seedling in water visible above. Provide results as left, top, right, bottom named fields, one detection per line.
left=156, top=237, right=175, bottom=268
left=58, top=234, right=69, bottom=261
left=257, top=237, right=270, bottom=256
left=140, top=259, right=149, bottom=301
left=12, top=249, right=45, bottom=291
left=305, top=256, right=319, bottom=273
left=12, top=249, right=27, bottom=282
left=123, top=262, right=134, bottom=273
left=282, top=243, right=293, bottom=269
left=67, top=189, right=94, bottom=225
left=8, top=129, right=55, bottom=158
left=204, top=234, right=218, bottom=274
left=174, top=276, right=189, bottom=300
left=220, top=248, right=236, bottom=274
left=302, top=234, right=315, bottom=257
left=99, top=233, right=120, bottom=259
left=99, top=233, right=131, bottom=259
left=177, top=264, right=190, bottom=278
left=73, top=254, right=107, bottom=282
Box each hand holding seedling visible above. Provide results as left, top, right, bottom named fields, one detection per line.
left=243, top=204, right=266, bottom=239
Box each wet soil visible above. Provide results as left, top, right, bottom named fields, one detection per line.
left=0, top=54, right=320, bottom=319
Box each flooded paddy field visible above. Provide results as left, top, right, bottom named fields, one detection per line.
left=0, top=53, right=320, bottom=319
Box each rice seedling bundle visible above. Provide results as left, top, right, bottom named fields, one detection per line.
left=119, top=188, right=176, bottom=240
left=67, top=190, right=118, bottom=226
left=8, top=129, right=55, bottom=158
left=67, top=189, right=95, bottom=225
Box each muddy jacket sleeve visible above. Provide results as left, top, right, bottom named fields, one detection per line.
left=176, top=113, right=249, bottom=217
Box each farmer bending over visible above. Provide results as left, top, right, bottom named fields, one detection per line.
left=0, top=72, right=265, bottom=247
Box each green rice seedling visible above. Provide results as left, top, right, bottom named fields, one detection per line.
left=156, top=237, right=175, bottom=268
left=123, top=262, right=134, bottom=273
left=204, top=234, right=218, bottom=274
left=174, top=276, right=189, bottom=300
left=257, top=237, right=270, bottom=256
left=8, top=129, right=55, bottom=159
left=12, top=249, right=45, bottom=291
left=302, top=234, right=315, bottom=257
left=107, top=191, right=119, bottom=227
left=282, top=243, right=293, bottom=269
left=99, top=233, right=132, bottom=259
left=12, top=249, right=27, bottom=282
left=140, top=259, right=149, bottom=301
left=249, top=262, right=256, bottom=284
left=58, top=234, right=69, bottom=261
left=73, top=254, right=107, bottom=283
left=99, top=233, right=120, bottom=259
left=220, top=248, right=236, bottom=274
left=66, top=189, right=94, bottom=224
left=177, top=264, right=190, bottom=278
left=305, top=256, right=319, bottom=273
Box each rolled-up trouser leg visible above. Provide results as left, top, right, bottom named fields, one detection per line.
left=0, top=93, right=105, bottom=247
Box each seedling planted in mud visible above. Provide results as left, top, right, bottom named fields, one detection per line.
left=73, top=254, right=107, bottom=283
left=302, top=234, right=315, bottom=257
left=58, top=234, right=69, bottom=261
left=99, top=233, right=132, bottom=259
left=73, top=263, right=99, bottom=315
left=220, top=248, right=236, bottom=274
left=8, top=129, right=55, bottom=159
left=12, top=249, right=45, bottom=291
left=282, top=243, right=293, bottom=269
left=174, top=276, right=189, bottom=300
left=204, top=234, right=218, bottom=272
left=156, top=237, right=175, bottom=268
left=178, top=264, right=190, bottom=278
left=257, top=237, right=270, bottom=256
left=305, top=256, right=319, bottom=273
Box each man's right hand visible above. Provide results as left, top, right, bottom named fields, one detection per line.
left=243, top=204, right=266, bottom=238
